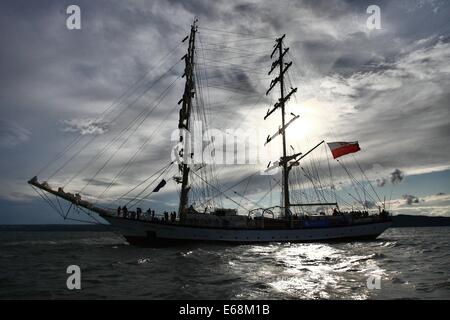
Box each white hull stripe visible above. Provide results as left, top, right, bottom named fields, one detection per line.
left=103, top=217, right=391, bottom=243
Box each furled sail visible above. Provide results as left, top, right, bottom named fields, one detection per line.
left=152, top=179, right=167, bottom=193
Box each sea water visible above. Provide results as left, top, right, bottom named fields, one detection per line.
left=0, top=227, right=449, bottom=299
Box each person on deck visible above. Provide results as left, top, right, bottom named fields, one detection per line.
left=117, top=206, right=122, bottom=217
left=136, top=208, right=142, bottom=220
left=164, top=211, right=169, bottom=222
left=122, top=206, right=128, bottom=219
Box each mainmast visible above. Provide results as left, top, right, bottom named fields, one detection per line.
left=265, top=35, right=298, bottom=224
left=178, top=20, right=197, bottom=221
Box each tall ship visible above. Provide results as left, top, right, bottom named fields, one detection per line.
left=29, top=21, right=391, bottom=245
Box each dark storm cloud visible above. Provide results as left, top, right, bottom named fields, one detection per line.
left=167, top=0, right=219, bottom=19
left=402, top=194, right=420, bottom=205
left=376, top=177, right=387, bottom=187
left=363, top=200, right=376, bottom=209
left=207, top=69, right=258, bottom=94
left=234, top=3, right=257, bottom=13
left=390, top=169, right=405, bottom=184
left=0, top=120, right=30, bottom=148
left=82, top=178, right=120, bottom=187
left=314, top=35, right=450, bottom=175
left=0, top=0, right=187, bottom=116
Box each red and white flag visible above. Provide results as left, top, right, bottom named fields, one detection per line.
left=327, top=141, right=361, bottom=159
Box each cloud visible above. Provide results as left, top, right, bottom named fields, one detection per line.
left=82, top=178, right=120, bottom=187
left=390, top=169, right=405, bottom=184
left=61, top=118, right=110, bottom=135
left=402, top=194, right=420, bottom=205
left=298, top=37, right=450, bottom=175
left=376, top=177, right=386, bottom=187
left=0, top=120, right=30, bottom=147
left=0, top=180, right=35, bottom=202
left=0, top=0, right=450, bottom=223
left=362, top=200, right=376, bottom=209
left=390, top=193, right=450, bottom=216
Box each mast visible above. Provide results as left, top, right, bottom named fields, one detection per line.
left=178, top=19, right=197, bottom=221
left=265, top=35, right=297, bottom=224
left=278, top=37, right=290, bottom=222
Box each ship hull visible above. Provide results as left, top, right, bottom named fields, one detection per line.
left=102, top=216, right=391, bottom=246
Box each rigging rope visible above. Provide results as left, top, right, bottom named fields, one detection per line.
left=126, top=164, right=176, bottom=209
left=79, top=76, right=181, bottom=194
left=116, top=161, right=174, bottom=202
left=198, top=27, right=274, bottom=39
left=38, top=42, right=183, bottom=179
left=191, top=170, right=251, bottom=212
left=60, top=62, right=183, bottom=187
left=95, top=98, right=181, bottom=201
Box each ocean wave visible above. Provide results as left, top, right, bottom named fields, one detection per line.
left=0, top=228, right=449, bottom=299
left=0, top=237, right=125, bottom=247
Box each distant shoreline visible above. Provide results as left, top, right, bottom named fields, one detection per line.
left=0, top=224, right=114, bottom=232
left=391, top=214, right=450, bottom=228
left=1, top=215, right=450, bottom=231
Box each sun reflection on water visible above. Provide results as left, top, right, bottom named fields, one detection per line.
left=229, top=243, right=387, bottom=299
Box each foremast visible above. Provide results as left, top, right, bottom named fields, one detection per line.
left=178, top=20, right=197, bottom=221
left=265, top=35, right=298, bottom=225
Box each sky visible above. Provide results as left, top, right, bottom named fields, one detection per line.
left=0, top=0, right=449, bottom=224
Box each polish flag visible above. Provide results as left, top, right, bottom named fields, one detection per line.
left=327, top=141, right=361, bottom=159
